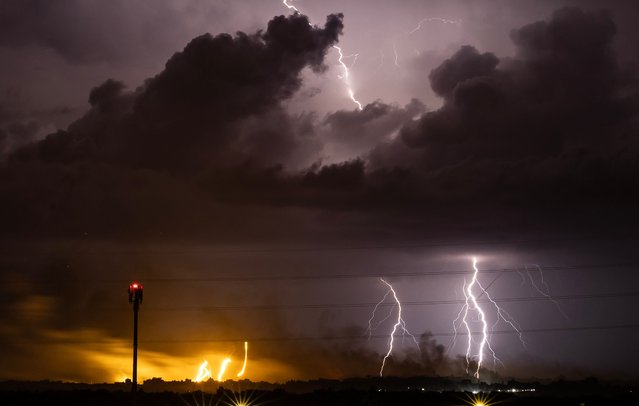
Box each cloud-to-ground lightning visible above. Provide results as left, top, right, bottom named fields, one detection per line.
left=367, top=278, right=420, bottom=376
left=451, top=257, right=524, bottom=379
left=237, top=341, right=248, bottom=377
left=281, top=1, right=363, bottom=110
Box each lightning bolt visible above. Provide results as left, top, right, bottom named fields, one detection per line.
left=367, top=278, right=419, bottom=376
left=392, top=43, right=401, bottom=68
left=451, top=257, right=524, bottom=379
left=406, top=17, right=461, bottom=35
left=237, top=341, right=248, bottom=377
left=385, top=15, right=461, bottom=72
left=281, top=0, right=363, bottom=110
left=333, top=45, right=363, bottom=110
left=282, top=0, right=299, bottom=13
left=524, top=264, right=570, bottom=320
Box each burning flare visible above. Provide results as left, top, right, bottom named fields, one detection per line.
left=194, top=360, right=211, bottom=382
left=237, top=341, right=248, bottom=377
left=217, top=358, right=232, bottom=382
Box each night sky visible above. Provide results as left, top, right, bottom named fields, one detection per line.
left=1, top=0, right=639, bottom=384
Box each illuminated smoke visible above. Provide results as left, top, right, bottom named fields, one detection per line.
left=281, top=0, right=363, bottom=110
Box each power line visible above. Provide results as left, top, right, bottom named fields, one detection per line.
left=139, top=323, right=639, bottom=344
left=1, top=234, right=636, bottom=256
left=15, top=323, right=639, bottom=345
left=137, top=291, right=639, bottom=312
left=4, top=261, right=638, bottom=285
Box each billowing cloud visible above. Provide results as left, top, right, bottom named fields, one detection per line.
left=319, top=99, right=425, bottom=163
left=369, top=7, right=639, bottom=222
left=12, top=12, right=344, bottom=172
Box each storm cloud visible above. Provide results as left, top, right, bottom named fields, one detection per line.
left=1, top=4, right=639, bottom=383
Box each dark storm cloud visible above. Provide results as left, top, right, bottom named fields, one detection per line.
left=11, top=12, right=343, bottom=172
left=0, top=94, right=53, bottom=160
left=3, top=6, right=639, bottom=241
left=321, top=99, right=425, bottom=158
left=0, top=12, right=348, bottom=240
left=369, top=7, right=639, bottom=221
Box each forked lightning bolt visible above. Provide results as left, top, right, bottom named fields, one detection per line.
left=451, top=257, right=524, bottom=379
left=282, top=1, right=363, bottom=110
left=367, top=278, right=419, bottom=376
left=389, top=16, right=461, bottom=68
left=333, top=45, right=363, bottom=109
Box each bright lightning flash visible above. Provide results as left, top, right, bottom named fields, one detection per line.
left=452, top=257, right=524, bottom=379
left=282, top=0, right=299, bottom=13
left=282, top=0, right=363, bottom=110
left=333, top=45, right=363, bottom=110
left=368, top=278, right=420, bottom=376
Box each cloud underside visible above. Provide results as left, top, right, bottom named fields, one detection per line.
left=1, top=7, right=638, bottom=241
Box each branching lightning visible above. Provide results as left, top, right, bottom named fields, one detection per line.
left=387, top=15, right=461, bottom=69
left=281, top=0, right=363, bottom=110
left=333, top=45, right=363, bottom=109
left=524, top=264, right=570, bottom=320
left=407, top=17, right=461, bottom=35
left=451, top=257, right=524, bottom=379
left=367, top=278, right=420, bottom=376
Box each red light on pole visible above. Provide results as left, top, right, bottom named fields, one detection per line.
left=128, top=281, right=143, bottom=397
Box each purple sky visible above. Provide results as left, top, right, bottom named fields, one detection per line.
left=1, top=0, right=638, bottom=384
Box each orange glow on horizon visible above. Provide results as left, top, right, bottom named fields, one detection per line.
left=0, top=327, right=296, bottom=384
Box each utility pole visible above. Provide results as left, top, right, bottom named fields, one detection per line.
left=128, top=281, right=143, bottom=398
